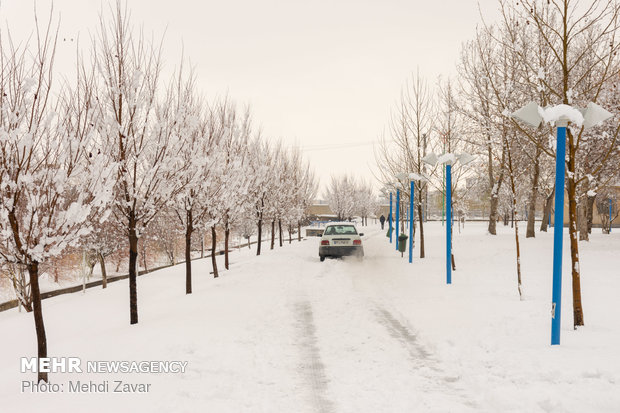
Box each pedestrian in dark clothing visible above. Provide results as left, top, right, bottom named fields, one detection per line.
left=379, top=215, right=386, bottom=229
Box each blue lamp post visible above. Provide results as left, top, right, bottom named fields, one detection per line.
left=409, top=180, right=414, bottom=263
left=442, top=136, right=446, bottom=227
left=422, top=152, right=474, bottom=284
left=405, top=172, right=424, bottom=263
left=551, top=122, right=567, bottom=345
left=610, top=198, right=613, bottom=233
left=446, top=163, right=452, bottom=284
left=512, top=101, right=612, bottom=345
left=395, top=173, right=411, bottom=254
left=395, top=188, right=400, bottom=251
left=389, top=191, right=393, bottom=243
left=397, top=173, right=423, bottom=263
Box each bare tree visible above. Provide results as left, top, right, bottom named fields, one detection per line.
left=375, top=70, right=434, bottom=257
left=459, top=30, right=507, bottom=235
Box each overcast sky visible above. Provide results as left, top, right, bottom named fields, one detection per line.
left=1, top=0, right=500, bottom=196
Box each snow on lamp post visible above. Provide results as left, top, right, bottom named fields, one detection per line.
left=422, top=152, right=474, bottom=284
left=512, top=102, right=613, bottom=346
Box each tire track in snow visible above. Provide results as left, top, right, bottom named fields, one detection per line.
left=375, top=307, right=433, bottom=361
left=295, top=300, right=336, bottom=413
left=374, top=305, right=479, bottom=410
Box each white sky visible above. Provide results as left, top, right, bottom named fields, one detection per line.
left=1, top=0, right=500, bottom=196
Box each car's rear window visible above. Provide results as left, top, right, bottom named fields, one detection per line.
left=324, top=225, right=357, bottom=235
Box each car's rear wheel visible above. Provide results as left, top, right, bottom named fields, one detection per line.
left=320, top=256, right=325, bottom=262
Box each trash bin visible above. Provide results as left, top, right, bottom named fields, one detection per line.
left=398, top=234, right=408, bottom=257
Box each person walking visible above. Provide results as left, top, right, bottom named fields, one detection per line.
left=379, top=214, right=386, bottom=230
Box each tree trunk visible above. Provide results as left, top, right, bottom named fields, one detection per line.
left=298, top=222, right=302, bottom=242
left=28, top=261, right=48, bottom=383
left=602, top=209, right=610, bottom=233
left=578, top=199, right=589, bottom=241
left=224, top=224, right=230, bottom=270
left=288, top=226, right=292, bottom=244
left=508, top=149, right=523, bottom=300
left=451, top=249, right=456, bottom=270
left=278, top=219, right=283, bottom=247
left=586, top=195, right=595, bottom=234
left=489, top=196, right=499, bottom=234
left=526, top=151, right=540, bottom=238
left=270, top=220, right=275, bottom=250
left=99, top=252, right=107, bottom=289
left=514, top=207, right=523, bottom=300
left=185, top=209, right=193, bottom=294
left=567, top=130, right=584, bottom=327
left=201, top=235, right=204, bottom=258
left=526, top=199, right=536, bottom=238
left=257, top=217, right=263, bottom=256
left=417, top=194, right=425, bottom=258
left=540, top=189, right=554, bottom=232
left=141, top=240, right=148, bottom=272
left=128, top=216, right=139, bottom=325
left=211, top=225, right=218, bottom=278
left=487, top=134, right=504, bottom=235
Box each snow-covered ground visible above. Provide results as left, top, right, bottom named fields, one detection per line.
left=1, top=222, right=619, bottom=412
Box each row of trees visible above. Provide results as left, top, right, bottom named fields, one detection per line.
left=375, top=72, right=474, bottom=259
left=0, top=3, right=316, bottom=383
left=324, top=175, right=377, bottom=225
left=462, top=0, right=620, bottom=316
left=375, top=0, right=620, bottom=324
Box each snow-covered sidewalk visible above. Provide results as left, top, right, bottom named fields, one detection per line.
left=1, top=222, right=619, bottom=412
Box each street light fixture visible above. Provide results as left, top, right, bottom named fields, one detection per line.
left=421, top=152, right=439, bottom=166
left=512, top=101, right=613, bottom=346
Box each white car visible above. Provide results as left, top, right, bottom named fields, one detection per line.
left=318, top=223, right=364, bottom=261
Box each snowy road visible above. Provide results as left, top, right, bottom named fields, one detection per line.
left=286, top=228, right=478, bottom=412
left=2, top=222, right=620, bottom=412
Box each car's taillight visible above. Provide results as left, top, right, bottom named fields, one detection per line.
left=353, top=239, right=362, bottom=245
left=321, top=240, right=330, bottom=245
